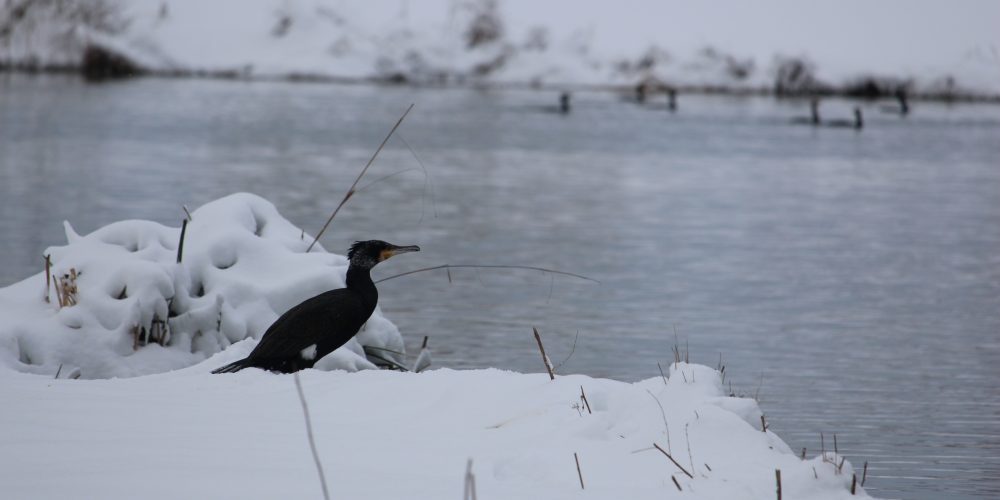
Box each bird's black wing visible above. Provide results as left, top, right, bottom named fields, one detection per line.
left=245, top=289, right=366, bottom=361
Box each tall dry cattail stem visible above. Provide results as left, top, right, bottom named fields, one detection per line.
left=177, top=218, right=188, bottom=264
left=851, top=473, right=857, bottom=494
left=760, top=415, right=768, bottom=432
left=776, top=469, right=782, bottom=500
left=574, top=452, right=585, bottom=489
left=861, top=461, right=868, bottom=486
left=532, top=327, right=555, bottom=380
left=657, top=362, right=668, bottom=384
left=307, top=104, right=414, bottom=252
left=671, top=476, right=682, bottom=491
left=653, top=443, right=693, bottom=478
left=579, top=386, right=592, bottom=414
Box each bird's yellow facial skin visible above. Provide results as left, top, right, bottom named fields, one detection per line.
left=379, top=249, right=395, bottom=262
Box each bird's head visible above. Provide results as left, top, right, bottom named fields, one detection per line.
left=347, top=240, right=420, bottom=269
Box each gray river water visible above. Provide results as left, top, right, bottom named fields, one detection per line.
left=1, top=74, right=998, bottom=499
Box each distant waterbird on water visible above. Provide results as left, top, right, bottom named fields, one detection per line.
left=212, top=240, right=420, bottom=374
left=559, top=91, right=571, bottom=113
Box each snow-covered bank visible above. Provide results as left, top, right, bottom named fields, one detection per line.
left=2, top=0, right=998, bottom=98
left=0, top=361, right=870, bottom=499
left=0, top=193, right=405, bottom=378
left=0, top=193, right=872, bottom=498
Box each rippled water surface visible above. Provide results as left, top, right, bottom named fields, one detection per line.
left=2, top=75, right=999, bottom=499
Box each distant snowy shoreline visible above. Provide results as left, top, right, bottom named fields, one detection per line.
left=2, top=0, right=998, bottom=100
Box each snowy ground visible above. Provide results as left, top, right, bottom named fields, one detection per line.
left=2, top=0, right=998, bottom=97
left=0, top=359, right=869, bottom=500
left=0, top=194, right=871, bottom=499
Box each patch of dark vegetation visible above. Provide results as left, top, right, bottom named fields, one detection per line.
left=81, top=44, right=142, bottom=81
left=773, top=56, right=829, bottom=97
left=464, top=0, right=503, bottom=49
left=698, top=46, right=754, bottom=81
left=842, top=75, right=912, bottom=99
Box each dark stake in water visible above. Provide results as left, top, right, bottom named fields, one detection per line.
left=1, top=75, right=998, bottom=499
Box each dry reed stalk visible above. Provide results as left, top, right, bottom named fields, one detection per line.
left=760, top=414, right=768, bottom=432
left=182, top=204, right=193, bottom=221
left=307, top=104, right=414, bottom=252
left=685, top=423, right=694, bottom=473
left=579, top=386, right=592, bottom=414
left=861, top=461, right=868, bottom=486
left=176, top=218, right=188, bottom=264
left=464, top=459, right=477, bottom=500
left=671, top=475, right=682, bottom=491
left=851, top=473, right=857, bottom=494
left=653, top=443, right=693, bottom=478
left=645, top=390, right=672, bottom=453
left=574, top=452, right=584, bottom=489
left=43, top=254, right=52, bottom=303
left=294, top=373, right=330, bottom=500
left=776, top=469, right=782, bottom=500
left=532, top=327, right=555, bottom=380
left=375, top=263, right=597, bottom=284
left=657, top=362, right=667, bottom=384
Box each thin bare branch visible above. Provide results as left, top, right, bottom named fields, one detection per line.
left=397, top=133, right=439, bottom=223
left=552, top=330, right=580, bottom=371
left=355, top=168, right=419, bottom=194
left=375, top=263, right=599, bottom=284
left=307, top=103, right=415, bottom=252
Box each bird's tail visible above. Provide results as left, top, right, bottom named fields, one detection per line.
left=211, top=358, right=253, bottom=374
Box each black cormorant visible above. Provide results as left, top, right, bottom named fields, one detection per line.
left=211, top=240, right=420, bottom=374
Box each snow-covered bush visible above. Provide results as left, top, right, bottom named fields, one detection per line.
left=0, top=193, right=405, bottom=378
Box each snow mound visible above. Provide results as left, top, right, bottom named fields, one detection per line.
left=0, top=362, right=871, bottom=499
left=0, top=192, right=404, bottom=378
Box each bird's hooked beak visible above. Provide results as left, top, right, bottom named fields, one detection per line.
left=380, top=244, right=420, bottom=262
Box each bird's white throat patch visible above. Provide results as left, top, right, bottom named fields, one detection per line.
left=300, top=344, right=318, bottom=360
